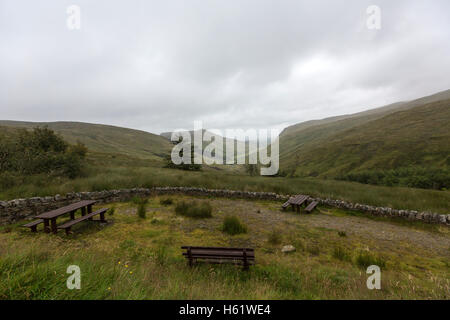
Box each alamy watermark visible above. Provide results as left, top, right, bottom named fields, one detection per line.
left=170, top=121, right=279, bottom=176
left=67, top=5, right=81, bottom=30
left=366, top=265, right=381, bottom=290
left=366, top=5, right=381, bottom=30
left=66, top=265, right=81, bottom=290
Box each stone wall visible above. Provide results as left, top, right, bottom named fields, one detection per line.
left=0, top=187, right=448, bottom=225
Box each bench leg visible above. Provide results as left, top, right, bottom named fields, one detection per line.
left=70, top=211, right=75, bottom=220
left=87, top=205, right=93, bottom=220
left=44, top=219, right=50, bottom=233
left=100, top=211, right=106, bottom=222
left=188, top=247, right=193, bottom=267
left=51, top=218, right=58, bottom=234
left=81, top=207, right=86, bottom=216
left=65, top=227, right=71, bottom=236
left=31, top=225, right=37, bottom=232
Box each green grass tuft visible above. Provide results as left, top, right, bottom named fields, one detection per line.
left=221, top=216, right=247, bottom=235
left=175, top=201, right=212, bottom=219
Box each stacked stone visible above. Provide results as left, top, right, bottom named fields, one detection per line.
left=0, top=187, right=448, bottom=225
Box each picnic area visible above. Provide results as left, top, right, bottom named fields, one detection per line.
left=1, top=194, right=449, bottom=299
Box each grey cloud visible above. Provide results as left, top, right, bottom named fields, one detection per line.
left=1, top=0, right=449, bottom=133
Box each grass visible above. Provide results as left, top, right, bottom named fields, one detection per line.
left=137, top=203, right=147, bottom=219
left=222, top=216, right=247, bottom=235
left=0, top=195, right=448, bottom=299
left=175, top=200, right=212, bottom=219
left=267, top=229, right=282, bottom=245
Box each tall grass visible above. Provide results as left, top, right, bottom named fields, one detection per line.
left=175, top=201, right=212, bottom=218
left=1, top=165, right=449, bottom=214
left=222, top=216, right=247, bottom=235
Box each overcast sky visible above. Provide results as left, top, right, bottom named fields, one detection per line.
left=1, top=0, right=449, bottom=134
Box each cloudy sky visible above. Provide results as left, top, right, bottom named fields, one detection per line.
left=1, top=0, right=449, bottom=134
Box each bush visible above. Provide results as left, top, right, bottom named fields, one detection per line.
left=109, top=206, right=115, bottom=216
left=355, top=251, right=386, bottom=269
left=338, top=231, right=347, bottom=237
left=221, top=216, right=247, bottom=235
left=175, top=200, right=212, bottom=218
left=0, top=127, right=87, bottom=179
left=160, top=198, right=173, bottom=205
left=137, top=203, right=147, bottom=219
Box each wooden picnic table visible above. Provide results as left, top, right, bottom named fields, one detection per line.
left=282, top=194, right=309, bottom=212
left=35, top=200, right=97, bottom=234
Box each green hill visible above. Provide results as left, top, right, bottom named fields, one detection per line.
left=0, top=121, right=173, bottom=161
left=279, top=95, right=450, bottom=189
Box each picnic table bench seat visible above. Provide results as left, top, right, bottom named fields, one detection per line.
left=282, top=198, right=292, bottom=210
left=22, top=219, right=44, bottom=232
left=182, top=246, right=255, bottom=270
left=305, top=201, right=319, bottom=213
left=57, top=208, right=108, bottom=235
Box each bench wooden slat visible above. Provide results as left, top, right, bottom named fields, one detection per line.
left=57, top=208, right=108, bottom=234
left=181, top=246, right=254, bottom=251
left=35, top=200, right=97, bottom=219
left=22, top=219, right=44, bottom=227
left=185, top=250, right=255, bottom=256
left=58, top=208, right=107, bottom=229
left=305, top=201, right=319, bottom=213
left=196, top=259, right=255, bottom=265
left=183, top=252, right=255, bottom=259
left=22, top=219, right=44, bottom=232
left=182, top=246, right=255, bottom=270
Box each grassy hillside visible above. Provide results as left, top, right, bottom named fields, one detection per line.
left=0, top=121, right=173, bottom=161
left=280, top=90, right=450, bottom=168
left=279, top=91, right=450, bottom=189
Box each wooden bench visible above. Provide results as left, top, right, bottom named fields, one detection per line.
left=305, top=201, right=319, bottom=213
left=22, top=219, right=44, bottom=232
left=57, top=208, right=108, bottom=235
left=181, top=246, right=255, bottom=270
left=281, top=195, right=309, bottom=212
left=282, top=198, right=292, bottom=210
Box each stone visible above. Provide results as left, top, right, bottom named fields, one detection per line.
left=281, top=245, right=296, bottom=253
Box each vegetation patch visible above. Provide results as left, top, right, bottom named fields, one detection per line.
left=354, top=251, right=386, bottom=269
left=221, top=216, right=247, bottom=235
left=160, top=198, right=173, bottom=205
left=175, top=200, right=212, bottom=219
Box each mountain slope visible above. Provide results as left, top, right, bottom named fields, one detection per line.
left=0, top=121, right=173, bottom=160
left=280, top=98, right=450, bottom=185
left=279, top=89, right=450, bottom=170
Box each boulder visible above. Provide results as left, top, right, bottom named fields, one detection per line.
left=281, top=245, right=296, bottom=253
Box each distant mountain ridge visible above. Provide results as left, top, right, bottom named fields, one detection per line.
left=278, top=89, right=450, bottom=188
left=0, top=120, right=173, bottom=160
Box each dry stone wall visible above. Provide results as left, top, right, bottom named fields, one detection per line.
left=0, top=187, right=448, bottom=225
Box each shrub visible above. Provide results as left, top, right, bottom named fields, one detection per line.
left=268, top=229, right=282, bottom=245
left=160, top=198, right=173, bottom=205
left=175, top=200, right=212, bottom=218
left=355, top=251, right=386, bottom=269
left=221, top=216, right=247, bottom=235
left=137, top=203, right=147, bottom=219
left=109, top=206, right=115, bottom=216
left=333, top=246, right=351, bottom=261
left=338, top=231, right=347, bottom=237
left=306, top=244, right=320, bottom=256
